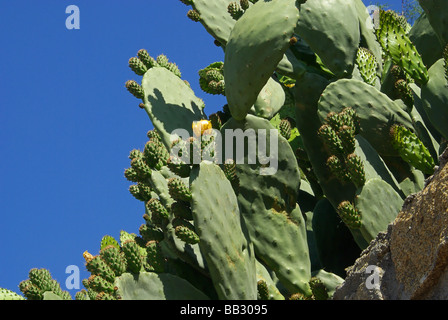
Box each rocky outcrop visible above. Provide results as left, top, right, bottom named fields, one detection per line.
left=333, top=147, right=448, bottom=300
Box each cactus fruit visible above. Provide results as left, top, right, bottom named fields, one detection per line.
left=390, top=125, right=435, bottom=174
left=375, top=10, right=429, bottom=85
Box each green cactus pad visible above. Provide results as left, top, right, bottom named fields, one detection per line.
left=353, top=135, right=403, bottom=196
left=190, top=162, right=257, bottom=300
left=100, top=235, right=120, bottom=251
left=355, top=178, right=404, bottom=243
left=221, top=115, right=312, bottom=296
left=191, top=0, right=238, bottom=46
left=418, top=0, right=448, bottom=47
left=317, top=78, right=414, bottom=156
left=115, top=272, right=209, bottom=300
left=0, top=288, right=25, bottom=300
left=42, top=291, right=64, bottom=300
left=224, top=0, right=299, bottom=120
left=421, top=58, right=448, bottom=140
left=296, top=0, right=360, bottom=78
left=409, top=12, right=444, bottom=68
left=375, top=10, right=428, bottom=85
left=252, top=77, right=286, bottom=120
left=141, top=67, right=205, bottom=149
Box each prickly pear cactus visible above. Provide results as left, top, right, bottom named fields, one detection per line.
left=3, top=0, right=447, bottom=301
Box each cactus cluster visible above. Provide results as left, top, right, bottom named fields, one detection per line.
left=2, top=0, right=448, bottom=300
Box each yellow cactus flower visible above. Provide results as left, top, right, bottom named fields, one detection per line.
left=83, top=250, right=94, bottom=263
left=192, top=120, right=212, bottom=137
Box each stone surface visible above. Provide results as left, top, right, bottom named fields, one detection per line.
left=333, top=148, right=448, bottom=300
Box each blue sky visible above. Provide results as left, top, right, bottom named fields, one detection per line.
left=0, top=0, right=404, bottom=298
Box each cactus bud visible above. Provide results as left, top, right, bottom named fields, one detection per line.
left=100, top=245, right=127, bottom=277
left=228, top=2, right=244, bottom=20
left=318, top=124, right=345, bottom=156
left=167, top=62, right=182, bottom=78
left=28, top=268, right=52, bottom=293
left=240, top=0, right=250, bottom=10
left=336, top=201, right=361, bottom=229
left=145, top=240, right=165, bottom=273
left=309, top=277, right=329, bottom=300
left=147, top=129, right=161, bottom=142
left=345, top=153, right=366, bottom=188
left=75, top=290, right=89, bottom=300
left=289, top=36, right=298, bottom=46
left=145, top=198, right=170, bottom=227
left=324, top=112, right=342, bottom=131
left=167, top=155, right=191, bottom=178
left=95, top=291, right=115, bottom=300
left=20, top=282, right=42, bottom=300
left=394, top=79, right=414, bottom=111
left=223, top=159, right=240, bottom=190
left=257, top=280, right=269, bottom=300
left=124, top=167, right=140, bottom=183
left=139, top=223, right=164, bottom=242
left=187, top=9, right=201, bottom=22
left=279, top=119, right=292, bottom=140
left=130, top=157, right=152, bottom=180
left=85, top=255, right=116, bottom=283
left=167, top=177, right=192, bottom=202
left=128, top=149, right=143, bottom=161
left=289, top=292, right=308, bottom=300
left=137, top=49, right=158, bottom=69
left=143, top=139, right=169, bottom=170
left=128, top=57, right=148, bottom=76
left=338, top=125, right=356, bottom=154
left=173, top=218, right=200, bottom=245
left=339, top=107, right=360, bottom=134
left=121, top=239, right=143, bottom=274
left=87, top=275, right=115, bottom=294
left=327, top=155, right=350, bottom=183
left=125, top=80, right=144, bottom=100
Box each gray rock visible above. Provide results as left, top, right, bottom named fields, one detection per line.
left=334, top=148, right=448, bottom=300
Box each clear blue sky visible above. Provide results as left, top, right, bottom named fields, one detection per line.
left=0, top=0, right=403, bottom=298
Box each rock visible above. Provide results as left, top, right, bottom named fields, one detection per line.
left=333, top=148, right=448, bottom=300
